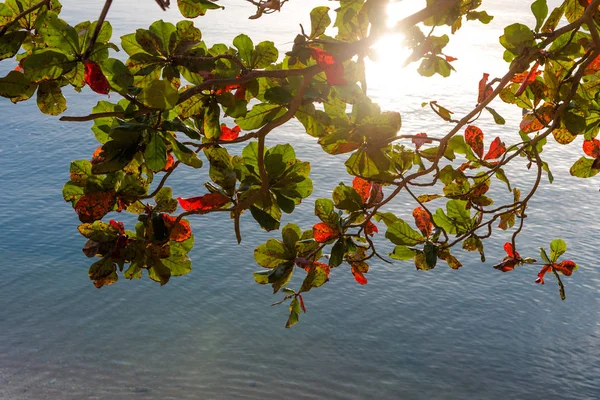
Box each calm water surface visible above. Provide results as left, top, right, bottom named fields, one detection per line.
left=0, top=1, right=599, bottom=399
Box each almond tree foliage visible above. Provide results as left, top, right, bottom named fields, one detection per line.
left=0, top=0, right=598, bottom=327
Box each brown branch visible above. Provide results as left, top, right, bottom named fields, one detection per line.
left=59, top=110, right=150, bottom=122
left=178, top=65, right=321, bottom=104
left=83, top=0, right=113, bottom=60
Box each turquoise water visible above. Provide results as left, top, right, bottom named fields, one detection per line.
left=1, top=1, right=599, bottom=399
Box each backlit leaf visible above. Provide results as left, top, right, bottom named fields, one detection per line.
left=177, top=193, right=230, bottom=212
left=464, top=125, right=484, bottom=158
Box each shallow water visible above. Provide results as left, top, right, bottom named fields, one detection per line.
left=0, top=1, right=599, bottom=399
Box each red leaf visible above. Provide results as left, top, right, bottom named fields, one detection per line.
left=83, top=60, right=110, bottom=95
left=234, top=86, right=246, bottom=100
left=298, top=294, right=307, bottom=313
left=483, top=137, right=506, bottom=160
left=412, top=132, right=433, bottom=150
left=310, top=47, right=347, bottom=86
left=494, top=242, right=522, bottom=272
left=313, top=222, right=339, bottom=243
left=352, top=176, right=372, bottom=204
left=214, top=83, right=241, bottom=95
left=515, top=62, right=540, bottom=97
left=412, top=207, right=433, bottom=237
left=109, top=219, right=125, bottom=234
left=74, top=191, right=116, bottom=223
left=445, top=55, right=458, bottom=62
left=555, top=260, right=577, bottom=276
left=583, top=139, right=600, bottom=158
left=351, top=265, right=368, bottom=285
left=585, top=54, right=600, bottom=74
left=162, top=214, right=192, bottom=242
left=464, top=125, right=484, bottom=158
left=220, top=125, right=241, bottom=141
left=365, top=221, right=378, bottom=236
left=478, top=73, right=493, bottom=103
left=177, top=193, right=230, bottom=212
left=535, top=265, right=551, bottom=284
left=163, top=152, right=175, bottom=171
left=504, top=242, right=520, bottom=259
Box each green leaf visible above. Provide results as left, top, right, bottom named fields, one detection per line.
left=23, top=48, right=75, bottom=83
left=485, top=106, right=506, bottom=124
left=178, top=0, right=224, bottom=18
left=264, top=86, right=293, bottom=104
left=89, top=257, right=118, bottom=288
left=0, top=70, right=36, bottom=99
left=499, top=23, right=534, bottom=57
left=332, top=184, right=363, bottom=212
left=144, top=131, right=167, bottom=171
left=36, top=80, right=66, bottom=116
left=0, top=30, right=27, bottom=61
left=101, top=58, right=133, bottom=95
left=329, top=239, right=345, bottom=267
left=570, top=156, right=600, bottom=178
left=233, top=34, right=253, bottom=66
left=310, top=6, right=331, bottom=39
left=40, top=11, right=79, bottom=55
left=265, top=143, right=295, bottom=179
left=165, top=134, right=203, bottom=168
left=282, top=223, right=301, bottom=256
left=253, top=237, right=289, bottom=269
left=531, top=0, right=548, bottom=32
left=139, top=80, right=179, bottom=109
left=203, top=99, right=221, bottom=140
left=424, top=242, right=438, bottom=269
left=539, top=247, right=551, bottom=264
left=385, top=219, right=425, bottom=246
left=286, top=297, right=301, bottom=328
left=235, top=103, right=286, bottom=130
left=389, top=245, right=416, bottom=260
left=314, top=198, right=336, bottom=224
left=154, top=187, right=178, bottom=213
left=148, top=259, right=171, bottom=286
left=149, top=19, right=176, bottom=55
left=252, top=41, right=278, bottom=69
left=550, top=239, right=567, bottom=262
left=300, top=264, right=329, bottom=293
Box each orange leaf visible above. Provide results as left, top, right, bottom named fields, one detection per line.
left=445, top=55, right=458, bottom=62
left=535, top=265, right=551, bottom=284
left=352, top=176, right=372, bottom=204
left=312, top=222, right=339, bottom=243
left=478, top=73, right=493, bottom=103
left=412, top=132, right=433, bottom=150
left=74, top=191, right=116, bottom=223
left=351, top=265, right=368, bottom=285
left=555, top=260, right=576, bottom=276
left=310, top=47, right=347, bottom=86
left=177, top=193, right=230, bottom=212
left=84, top=60, right=110, bottom=95
left=365, top=221, right=378, bottom=236
left=520, top=105, right=553, bottom=133
left=163, top=152, right=175, bottom=171
left=464, top=125, right=484, bottom=158
left=483, top=137, right=506, bottom=160
left=585, top=54, right=600, bottom=74
left=220, top=125, right=241, bottom=141
left=162, top=214, right=192, bottom=242
left=514, top=62, right=540, bottom=96
left=412, top=207, right=433, bottom=237
left=583, top=139, right=600, bottom=158
left=504, top=242, right=520, bottom=259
